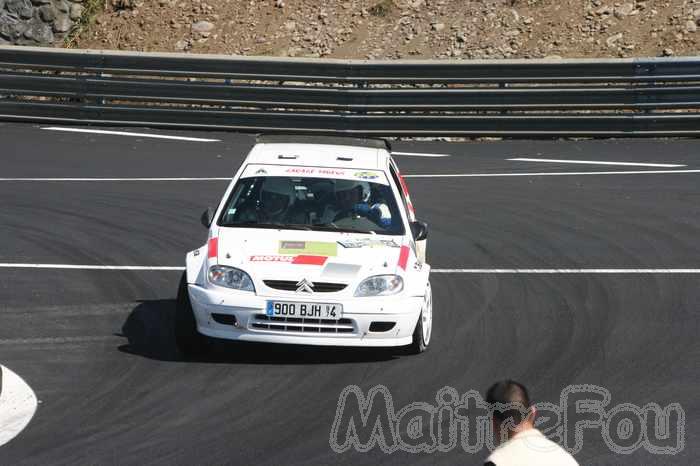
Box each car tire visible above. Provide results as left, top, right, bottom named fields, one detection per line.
left=175, top=272, right=208, bottom=357
left=407, top=281, right=432, bottom=355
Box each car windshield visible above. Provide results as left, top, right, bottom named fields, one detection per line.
left=218, top=175, right=405, bottom=235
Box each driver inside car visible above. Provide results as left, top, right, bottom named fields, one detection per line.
left=318, top=179, right=392, bottom=228
left=234, top=177, right=308, bottom=225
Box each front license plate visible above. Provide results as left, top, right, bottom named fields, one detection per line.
left=266, top=301, right=343, bottom=320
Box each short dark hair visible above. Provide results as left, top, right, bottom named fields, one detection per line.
left=485, top=380, right=531, bottom=425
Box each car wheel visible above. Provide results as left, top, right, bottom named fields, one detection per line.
left=407, top=281, right=432, bottom=354
left=175, top=272, right=208, bottom=357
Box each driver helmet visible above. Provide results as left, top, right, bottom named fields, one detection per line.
left=334, top=179, right=370, bottom=206
left=260, top=177, right=294, bottom=218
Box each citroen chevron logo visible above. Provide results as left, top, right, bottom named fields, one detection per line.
left=296, top=278, right=314, bottom=293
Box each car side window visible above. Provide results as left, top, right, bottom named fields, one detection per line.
left=219, top=178, right=258, bottom=225
left=389, top=163, right=410, bottom=217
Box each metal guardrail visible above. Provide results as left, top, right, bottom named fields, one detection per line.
left=0, top=45, right=699, bottom=137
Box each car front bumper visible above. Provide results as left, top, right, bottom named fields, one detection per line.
left=187, top=284, right=423, bottom=347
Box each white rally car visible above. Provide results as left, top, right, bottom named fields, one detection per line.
left=176, top=136, right=432, bottom=355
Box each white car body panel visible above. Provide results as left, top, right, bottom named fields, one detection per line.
left=186, top=244, right=208, bottom=287
left=184, top=139, right=430, bottom=347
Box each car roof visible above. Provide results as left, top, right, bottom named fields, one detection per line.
left=256, top=135, right=391, bottom=151
left=245, top=136, right=392, bottom=170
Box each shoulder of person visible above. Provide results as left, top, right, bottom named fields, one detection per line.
left=486, top=430, right=579, bottom=466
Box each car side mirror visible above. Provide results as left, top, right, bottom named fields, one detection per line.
left=201, top=207, right=214, bottom=228
left=410, top=221, right=428, bottom=241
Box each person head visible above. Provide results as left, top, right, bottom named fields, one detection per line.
left=485, top=380, right=535, bottom=444
left=310, top=179, right=334, bottom=203
left=259, top=177, right=293, bottom=220
left=334, top=179, right=370, bottom=210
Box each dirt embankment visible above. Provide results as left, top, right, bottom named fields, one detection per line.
left=74, top=0, right=699, bottom=59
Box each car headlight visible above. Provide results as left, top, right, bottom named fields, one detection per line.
left=208, top=265, right=255, bottom=292
left=354, top=275, right=404, bottom=297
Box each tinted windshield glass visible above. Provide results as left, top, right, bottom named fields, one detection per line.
left=218, top=176, right=405, bottom=235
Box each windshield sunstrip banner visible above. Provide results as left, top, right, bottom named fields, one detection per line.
left=241, top=164, right=389, bottom=185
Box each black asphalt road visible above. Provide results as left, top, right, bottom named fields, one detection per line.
left=1, top=122, right=699, bottom=465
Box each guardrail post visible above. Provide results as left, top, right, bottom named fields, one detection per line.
left=499, top=82, right=508, bottom=115
left=636, top=61, right=655, bottom=116
left=634, top=60, right=657, bottom=135
left=96, top=72, right=105, bottom=107
left=75, top=59, right=86, bottom=122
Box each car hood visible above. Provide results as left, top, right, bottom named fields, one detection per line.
left=215, top=227, right=407, bottom=282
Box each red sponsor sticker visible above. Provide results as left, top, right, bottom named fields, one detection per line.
left=292, top=255, right=328, bottom=266
left=208, top=238, right=218, bottom=259
left=397, top=245, right=410, bottom=270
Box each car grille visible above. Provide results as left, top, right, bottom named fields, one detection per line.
left=263, top=280, right=347, bottom=293
left=250, top=314, right=355, bottom=334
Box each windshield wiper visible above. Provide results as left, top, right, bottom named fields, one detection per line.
left=220, top=222, right=312, bottom=231
left=219, top=221, right=377, bottom=234
left=310, top=223, right=374, bottom=234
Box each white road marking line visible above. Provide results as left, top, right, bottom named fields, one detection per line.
left=0, top=177, right=230, bottom=182
left=0, top=365, right=38, bottom=447
left=42, top=127, right=221, bottom=142
left=432, top=269, right=700, bottom=274
left=0, top=263, right=699, bottom=274
left=0, top=336, right=118, bottom=346
left=508, top=157, right=686, bottom=168
left=392, top=151, right=450, bottom=158
left=0, top=264, right=184, bottom=270
left=403, top=169, right=700, bottom=178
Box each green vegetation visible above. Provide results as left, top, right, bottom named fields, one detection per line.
left=64, top=0, right=104, bottom=48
